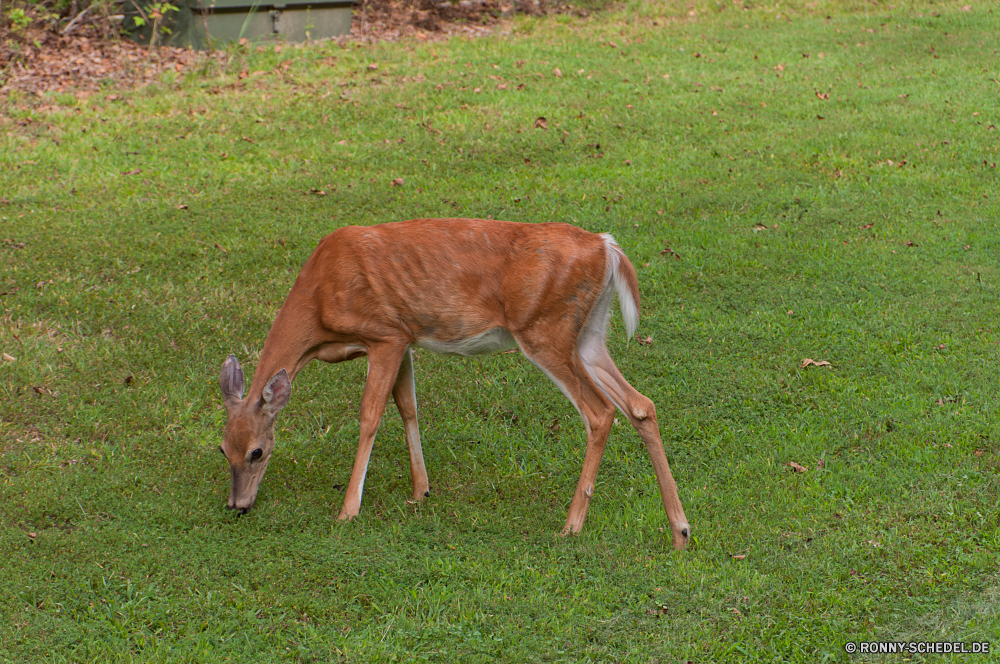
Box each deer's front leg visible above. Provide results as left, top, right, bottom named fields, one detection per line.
left=392, top=348, right=430, bottom=502
left=339, top=343, right=409, bottom=521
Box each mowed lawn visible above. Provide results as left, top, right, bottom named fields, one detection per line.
left=2, top=0, right=999, bottom=660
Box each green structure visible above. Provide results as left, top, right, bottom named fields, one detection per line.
left=124, top=0, right=354, bottom=49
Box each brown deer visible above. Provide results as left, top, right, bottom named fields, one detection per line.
left=218, top=219, right=690, bottom=550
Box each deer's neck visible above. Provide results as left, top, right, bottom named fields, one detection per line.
left=247, top=290, right=320, bottom=401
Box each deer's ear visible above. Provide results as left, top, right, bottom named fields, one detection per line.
left=219, top=355, right=245, bottom=408
left=261, top=369, right=291, bottom=418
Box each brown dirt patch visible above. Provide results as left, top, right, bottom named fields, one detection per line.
left=351, top=0, right=516, bottom=43
left=0, top=0, right=549, bottom=99
left=0, top=23, right=220, bottom=98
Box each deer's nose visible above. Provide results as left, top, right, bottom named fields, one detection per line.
left=228, top=502, right=251, bottom=515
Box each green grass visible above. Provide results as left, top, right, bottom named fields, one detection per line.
left=2, top=0, right=1000, bottom=660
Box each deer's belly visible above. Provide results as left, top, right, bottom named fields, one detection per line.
left=415, top=327, right=516, bottom=357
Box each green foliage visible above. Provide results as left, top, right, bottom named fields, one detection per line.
left=7, top=7, right=33, bottom=32
left=131, top=1, right=179, bottom=44
left=2, top=0, right=999, bottom=660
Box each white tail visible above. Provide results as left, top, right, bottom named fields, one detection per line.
left=218, top=219, right=690, bottom=550
left=602, top=234, right=640, bottom=339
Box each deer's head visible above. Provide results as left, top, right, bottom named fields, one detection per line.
left=218, top=355, right=291, bottom=514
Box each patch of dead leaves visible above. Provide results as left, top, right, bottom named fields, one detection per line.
left=1, top=24, right=217, bottom=98
left=2, top=0, right=525, bottom=97
left=351, top=0, right=509, bottom=45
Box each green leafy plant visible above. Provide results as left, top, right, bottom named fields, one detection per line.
left=130, top=0, right=177, bottom=48
left=7, top=7, right=32, bottom=33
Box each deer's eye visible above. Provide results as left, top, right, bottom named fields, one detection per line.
left=250, top=448, right=263, bottom=461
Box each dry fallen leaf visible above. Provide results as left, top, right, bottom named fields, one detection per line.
left=2, top=352, right=15, bottom=362
left=553, top=67, right=562, bottom=78
left=121, top=168, right=142, bottom=176
left=390, top=178, right=404, bottom=187
left=176, top=204, right=189, bottom=210
left=637, top=334, right=653, bottom=345
left=732, top=554, right=747, bottom=561
left=800, top=358, right=832, bottom=369
left=534, top=117, right=548, bottom=130
left=815, top=91, right=829, bottom=100
left=816, top=458, right=826, bottom=469
left=28, top=532, right=37, bottom=539
left=788, top=461, right=808, bottom=473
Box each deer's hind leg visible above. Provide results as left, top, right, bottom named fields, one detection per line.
left=578, top=337, right=690, bottom=551
left=513, top=332, right=617, bottom=535
left=392, top=348, right=430, bottom=502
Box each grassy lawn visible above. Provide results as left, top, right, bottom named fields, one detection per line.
left=2, top=0, right=999, bottom=660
